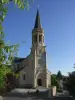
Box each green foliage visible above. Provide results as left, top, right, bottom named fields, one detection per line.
left=56, top=70, right=62, bottom=80
left=0, top=0, right=33, bottom=90
left=1, top=0, right=34, bottom=9
left=64, top=71, right=75, bottom=97
left=0, top=65, right=12, bottom=88
left=51, top=74, right=59, bottom=90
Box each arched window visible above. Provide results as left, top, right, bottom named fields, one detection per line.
left=34, top=35, right=37, bottom=42
left=39, top=35, right=42, bottom=42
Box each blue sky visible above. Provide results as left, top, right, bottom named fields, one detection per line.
left=3, top=0, right=75, bottom=75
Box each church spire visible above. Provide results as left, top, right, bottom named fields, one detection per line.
left=32, top=9, right=44, bottom=48
left=34, top=9, right=42, bottom=29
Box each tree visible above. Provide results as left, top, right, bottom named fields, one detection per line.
left=51, top=74, right=59, bottom=90
left=64, top=71, right=75, bottom=97
left=56, top=70, right=62, bottom=80
left=0, top=0, right=33, bottom=90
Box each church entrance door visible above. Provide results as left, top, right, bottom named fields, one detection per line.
left=37, top=79, right=42, bottom=86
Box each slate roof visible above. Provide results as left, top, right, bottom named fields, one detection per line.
left=13, top=57, right=25, bottom=63
left=13, top=57, right=26, bottom=73
left=34, top=10, right=42, bottom=29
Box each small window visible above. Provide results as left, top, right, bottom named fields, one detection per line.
left=23, top=74, right=25, bottom=80
left=39, top=35, right=42, bottom=42
left=34, top=35, right=37, bottom=42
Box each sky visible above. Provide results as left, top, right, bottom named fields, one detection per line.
left=3, top=0, right=75, bottom=76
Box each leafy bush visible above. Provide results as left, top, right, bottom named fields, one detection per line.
left=0, top=66, right=12, bottom=88
left=64, top=71, right=75, bottom=97
left=5, top=73, right=18, bottom=92
left=51, top=74, right=60, bottom=90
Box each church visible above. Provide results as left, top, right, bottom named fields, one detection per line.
left=12, top=10, right=51, bottom=88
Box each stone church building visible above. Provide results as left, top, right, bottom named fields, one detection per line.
left=12, top=10, right=51, bottom=88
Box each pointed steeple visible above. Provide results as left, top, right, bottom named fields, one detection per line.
left=34, top=9, right=42, bottom=29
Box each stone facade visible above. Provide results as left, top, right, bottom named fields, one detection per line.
left=12, top=10, right=51, bottom=88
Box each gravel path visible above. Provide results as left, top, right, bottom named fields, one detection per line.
left=1, top=88, right=74, bottom=100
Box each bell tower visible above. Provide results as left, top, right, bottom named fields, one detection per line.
left=32, top=10, right=45, bottom=54
left=30, top=10, right=51, bottom=88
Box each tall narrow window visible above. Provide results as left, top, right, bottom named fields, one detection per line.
left=23, top=74, right=25, bottom=80
left=34, top=35, right=37, bottom=42
left=39, top=35, right=42, bottom=42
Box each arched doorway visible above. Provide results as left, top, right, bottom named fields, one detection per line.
left=37, top=79, right=42, bottom=86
